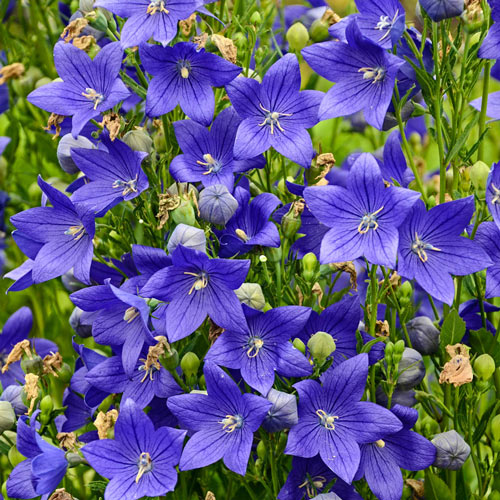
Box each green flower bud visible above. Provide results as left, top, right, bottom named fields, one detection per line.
left=34, top=77, right=53, bottom=90
left=309, top=19, right=329, bottom=42
left=474, top=354, right=495, bottom=381
left=40, top=395, right=54, bottom=415
left=293, top=338, right=306, bottom=355
left=286, top=22, right=309, bottom=51
left=256, top=440, right=267, bottom=459
left=394, top=339, right=405, bottom=356
left=277, top=433, right=288, bottom=454
left=161, top=348, right=179, bottom=371
left=198, top=374, right=206, bottom=390
left=384, top=341, right=394, bottom=365
left=250, top=11, right=262, bottom=24
left=254, top=457, right=263, bottom=474
left=307, top=331, right=336, bottom=364
left=122, top=129, right=153, bottom=154
left=302, top=252, right=319, bottom=282
left=490, top=491, right=500, bottom=500
left=232, top=32, right=248, bottom=51
left=262, top=302, right=273, bottom=312
left=58, top=363, right=73, bottom=384
left=491, top=414, right=500, bottom=443
left=235, top=283, right=266, bottom=310
left=470, top=161, right=490, bottom=191
left=171, top=200, right=196, bottom=226
left=87, top=8, right=108, bottom=31
left=398, top=280, right=413, bottom=298
left=264, top=246, right=282, bottom=263
left=281, top=207, right=302, bottom=239
left=0, top=402, right=15, bottom=433
left=153, top=129, right=166, bottom=153
left=427, top=195, right=437, bottom=209
left=8, top=445, right=25, bottom=467
left=180, top=352, right=200, bottom=378
left=21, top=355, right=44, bottom=376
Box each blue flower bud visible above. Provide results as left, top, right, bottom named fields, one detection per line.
left=376, top=386, right=418, bottom=408
left=406, top=316, right=440, bottom=355
left=432, top=430, right=470, bottom=470
left=0, top=386, right=27, bottom=416
left=199, top=184, right=238, bottom=225
left=234, top=283, right=266, bottom=310
left=262, top=389, right=298, bottom=433
left=69, top=307, right=93, bottom=338
left=396, top=348, right=426, bottom=390
left=419, top=0, right=464, bottom=22
left=57, top=134, right=95, bottom=174
left=167, top=224, right=206, bottom=254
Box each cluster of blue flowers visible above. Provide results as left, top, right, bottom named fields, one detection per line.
left=1, top=0, right=500, bottom=499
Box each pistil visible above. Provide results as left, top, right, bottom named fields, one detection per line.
left=258, top=103, right=292, bottom=135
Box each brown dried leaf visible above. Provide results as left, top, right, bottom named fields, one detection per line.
left=211, top=34, right=237, bottom=64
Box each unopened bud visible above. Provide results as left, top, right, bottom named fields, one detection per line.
left=470, top=161, right=490, bottom=191
left=432, top=430, right=470, bottom=470
left=286, top=22, right=309, bottom=51
left=491, top=414, right=500, bottom=442
left=474, top=354, right=495, bottom=381
left=309, top=19, right=329, bottom=42
left=385, top=341, right=394, bottom=365
left=21, top=355, right=44, bottom=376
left=8, top=445, right=25, bottom=467
left=292, top=338, right=306, bottom=355
left=302, top=252, right=319, bottom=282
left=235, top=283, right=266, bottom=310
left=281, top=206, right=302, bottom=239
left=250, top=11, right=261, bottom=24
left=171, top=200, right=196, bottom=226
left=180, top=352, right=200, bottom=379
left=264, top=246, right=282, bottom=263
left=256, top=440, right=266, bottom=459
left=122, top=129, right=153, bottom=154
left=87, top=8, right=108, bottom=31
left=307, top=331, right=336, bottom=364
left=396, top=348, right=425, bottom=390
left=406, top=316, right=440, bottom=355
left=161, top=348, right=179, bottom=371
left=262, top=389, right=298, bottom=433
left=0, top=402, right=15, bottom=433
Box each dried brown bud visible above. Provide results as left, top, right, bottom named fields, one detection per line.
left=439, top=344, right=473, bottom=387
left=406, top=479, right=425, bottom=498
left=311, top=282, right=324, bottom=309
left=179, top=13, right=197, bottom=36
left=0, top=63, right=25, bottom=85
left=95, top=409, right=119, bottom=440
left=139, top=336, right=171, bottom=382
left=60, top=18, right=89, bottom=43
left=24, top=373, right=40, bottom=414
left=49, top=488, right=75, bottom=500
left=330, top=261, right=358, bottom=291
left=316, top=152, right=336, bottom=169
left=72, top=35, right=96, bottom=51
left=2, top=340, right=32, bottom=373
left=211, top=34, right=237, bottom=64
left=375, top=320, right=390, bottom=337
left=205, top=492, right=216, bottom=500
left=321, top=8, right=341, bottom=26
left=99, top=112, right=122, bottom=141
left=208, top=319, right=225, bottom=345
left=194, top=33, right=209, bottom=50
left=157, top=193, right=181, bottom=229
left=44, top=113, right=65, bottom=139
left=57, top=432, right=78, bottom=451
left=43, top=352, right=64, bottom=376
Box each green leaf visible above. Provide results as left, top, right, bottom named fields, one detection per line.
left=444, top=114, right=480, bottom=164
left=440, top=310, right=466, bottom=348
left=469, top=328, right=500, bottom=365
left=360, top=337, right=386, bottom=354
left=425, top=471, right=452, bottom=500
left=473, top=400, right=500, bottom=445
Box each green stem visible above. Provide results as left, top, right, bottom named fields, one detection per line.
left=473, top=273, right=487, bottom=329
left=478, top=59, right=491, bottom=162
left=268, top=436, right=279, bottom=497
left=369, top=264, right=378, bottom=337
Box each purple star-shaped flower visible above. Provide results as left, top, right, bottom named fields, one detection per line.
left=486, top=161, right=500, bottom=230
left=470, top=222, right=500, bottom=299
left=355, top=0, right=406, bottom=49
left=206, top=305, right=312, bottom=394
left=85, top=349, right=182, bottom=409
left=302, top=20, right=404, bottom=130
left=95, top=0, right=203, bottom=48
left=27, top=42, right=130, bottom=137
left=141, top=42, right=241, bottom=125
left=297, top=294, right=360, bottom=369
left=397, top=197, right=492, bottom=305
left=304, top=153, right=421, bottom=268
left=70, top=282, right=155, bottom=376
left=226, top=53, right=323, bottom=168
left=278, top=456, right=362, bottom=500
left=10, top=176, right=96, bottom=285
left=0, top=307, right=58, bottom=389
left=216, top=187, right=281, bottom=257
left=167, top=363, right=272, bottom=475
left=170, top=106, right=265, bottom=190
left=284, top=354, right=403, bottom=483
left=355, top=405, right=436, bottom=500
left=7, top=411, right=68, bottom=499
left=82, top=398, right=186, bottom=500
left=70, top=133, right=149, bottom=213
left=141, top=245, right=250, bottom=341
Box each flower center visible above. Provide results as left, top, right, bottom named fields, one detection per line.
left=177, top=60, right=191, bottom=79
left=81, top=88, right=105, bottom=110
left=184, top=271, right=209, bottom=295
left=411, top=232, right=441, bottom=263
left=358, top=66, right=386, bottom=83
left=146, top=0, right=169, bottom=15
left=299, top=475, right=327, bottom=499
left=375, top=439, right=386, bottom=448
left=374, top=10, right=399, bottom=42
left=113, top=175, right=138, bottom=196
left=197, top=153, right=222, bottom=175
left=135, top=452, right=153, bottom=483
left=235, top=228, right=250, bottom=242
left=357, top=206, right=384, bottom=234
left=316, top=409, right=339, bottom=430
left=65, top=224, right=86, bottom=241
left=123, top=306, right=140, bottom=323
left=246, top=337, right=264, bottom=358
left=258, top=103, right=293, bottom=135
left=491, top=183, right=500, bottom=204
left=219, top=414, right=244, bottom=433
